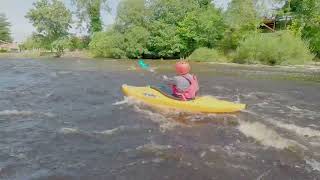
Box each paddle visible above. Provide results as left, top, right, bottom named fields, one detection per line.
left=138, top=59, right=149, bottom=70
left=137, top=59, right=172, bottom=94
left=137, top=59, right=168, bottom=80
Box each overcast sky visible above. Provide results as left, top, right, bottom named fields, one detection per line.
left=0, top=0, right=229, bottom=42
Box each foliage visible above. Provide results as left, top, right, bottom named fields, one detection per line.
left=0, top=49, right=8, bottom=53
left=52, top=37, right=70, bottom=57
left=147, top=21, right=184, bottom=58
left=89, top=26, right=149, bottom=59
left=123, top=26, right=150, bottom=58
left=89, top=30, right=126, bottom=58
left=225, top=0, right=260, bottom=30
left=235, top=31, right=314, bottom=65
left=90, top=0, right=226, bottom=59
left=145, top=0, right=198, bottom=58
left=0, top=13, right=12, bottom=42
left=68, top=35, right=90, bottom=51
left=178, top=7, right=225, bottom=56
left=24, top=0, right=316, bottom=64
left=26, top=0, right=72, bottom=40
left=220, top=0, right=260, bottom=52
left=72, top=0, right=108, bottom=34
left=20, top=35, right=43, bottom=50
left=148, top=0, right=195, bottom=23
left=283, top=0, right=320, bottom=57
left=26, top=0, right=71, bottom=57
left=188, top=47, right=227, bottom=62
left=26, top=0, right=72, bottom=56
left=116, top=0, right=148, bottom=31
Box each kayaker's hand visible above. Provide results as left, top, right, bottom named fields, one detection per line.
left=162, top=75, right=168, bottom=80
left=149, top=68, right=155, bottom=73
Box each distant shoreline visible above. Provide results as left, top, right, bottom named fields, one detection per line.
left=0, top=51, right=319, bottom=70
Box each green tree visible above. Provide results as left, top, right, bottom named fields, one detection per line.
left=89, top=29, right=126, bottom=58
left=148, top=0, right=199, bottom=25
left=26, top=0, right=72, bottom=56
left=89, top=0, right=227, bottom=59
left=147, top=21, right=185, bottom=58
left=123, top=26, right=150, bottom=58
left=68, top=35, right=90, bottom=51
left=221, top=0, right=260, bottom=51
left=178, top=7, right=225, bottom=56
left=0, top=13, right=12, bottom=43
left=283, top=0, right=320, bottom=57
left=146, top=0, right=223, bottom=58
left=20, top=34, right=43, bottom=50
left=115, top=0, right=148, bottom=31
left=72, top=0, right=109, bottom=34
left=52, top=37, right=70, bottom=57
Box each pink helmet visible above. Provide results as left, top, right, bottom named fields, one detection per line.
left=175, top=61, right=190, bottom=75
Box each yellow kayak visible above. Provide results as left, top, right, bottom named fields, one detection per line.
left=122, top=85, right=246, bottom=113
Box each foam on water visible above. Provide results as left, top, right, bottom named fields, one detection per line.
left=58, top=124, right=143, bottom=138
left=136, top=142, right=172, bottom=152
left=112, top=97, right=129, bottom=106
left=95, top=126, right=127, bottom=135
left=0, top=110, right=54, bottom=117
left=238, top=121, right=297, bottom=149
left=0, top=110, right=34, bottom=116
left=59, top=128, right=80, bottom=134
left=97, top=127, right=122, bottom=135
left=286, top=105, right=319, bottom=117
left=268, top=119, right=320, bottom=138
left=287, top=106, right=303, bottom=111
left=306, top=159, right=320, bottom=172
left=133, top=105, right=180, bottom=132
left=112, top=96, right=144, bottom=106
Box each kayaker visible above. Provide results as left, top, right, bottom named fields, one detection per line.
left=163, top=61, right=199, bottom=101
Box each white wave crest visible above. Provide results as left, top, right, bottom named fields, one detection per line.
left=112, top=97, right=129, bottom=106
left=306, top=159, right=320, bottom=172
left=59, top=128, right=79, bottom=134
left=268, top=119, right=320, bottom=138
left=136, top=142, right=172, bottom=152
left=0, top=110, right=34, bottom=116
left=133, top=105, right=180, bottom=132
left=238, top=121, right=298, bottom=149
left=95, top=126, right=126, bottom=135
left=0, top=110, right=54, bottom=117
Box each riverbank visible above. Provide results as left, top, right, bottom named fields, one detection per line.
left=0, top=50, right=91, bottom=59
left=1, top=51, right=320, bottom=71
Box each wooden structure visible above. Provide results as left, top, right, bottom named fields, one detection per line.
left=0, top=40, right=19, bottom=52
left=259, top=15, right=293, bottom=32
left=260, top=17, right=276, bottom=32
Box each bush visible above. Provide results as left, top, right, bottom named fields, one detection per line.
left=188, top=47, right=227, bottom=62
left=51, top=37, right=70, bottom=57
left=89, top=31, right=126, bottom=59
left=302, top=26, right=320, bottom=58
left=123, top=26, right=149, bottom=59
left=234, top=31, right=314, bottom=65
left=0, top=49, right=8, bottom=53
left=68, top=36, right=90, bottom=51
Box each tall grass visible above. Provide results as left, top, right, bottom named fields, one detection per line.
left=188, top=47, right=228, bottom=62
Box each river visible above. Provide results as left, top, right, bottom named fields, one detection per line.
left=0, top=58, right=319, bottom=180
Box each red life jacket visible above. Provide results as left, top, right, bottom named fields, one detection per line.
left=172, top=75, right=199, bottom=101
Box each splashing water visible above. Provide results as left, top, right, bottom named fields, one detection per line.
left=238, top=121, right=301, bottom=149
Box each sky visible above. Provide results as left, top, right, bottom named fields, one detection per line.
left=0, top=0, right=119, bottom=42
left=0, top=0, right=234, bottom=43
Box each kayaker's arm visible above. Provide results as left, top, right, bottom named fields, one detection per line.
left=162, top=75, right=176, bottom=85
